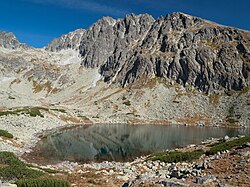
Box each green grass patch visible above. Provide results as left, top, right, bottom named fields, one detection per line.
left=0, top=152, right=70, bottom=186
left=0, top=108, right=44, bottom=118
left=206, top=136, right=250, bottom=155
left=0, top=130, right=13, bottom=139
left=0, top=152, right=43, bottom=181
left=147, top=149, right=204, bottom=163
left=226, top=118, right=239, bottom=124
left=16, top=177, right=70, bottom=187
left=26, top=164, right=59, bottom=174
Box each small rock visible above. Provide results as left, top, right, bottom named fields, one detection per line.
left=239, top=151, right=250, bottom=157
left=117, top=175, right=130, bottom=181
left=224, top=136, right=229, bottom=141
left=122, top=182, right=129, bottom=187
left=170, top=170, right=182, bottom=179
left=196, top=175, right=216, bottom=184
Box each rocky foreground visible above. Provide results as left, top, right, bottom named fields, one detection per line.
left=19, top=136, right=249, bottom=187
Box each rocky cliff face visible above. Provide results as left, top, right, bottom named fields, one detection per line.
left=100, top=13, right=250, bottom=93
left=0, top=31, right=29, bottom=49
left=47, top=12, right=250, bottom=93
left=99, top=13, right=250, bottom=92
left=45, top=29, right=85, bottom=52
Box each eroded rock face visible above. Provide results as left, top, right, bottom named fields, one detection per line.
left=45, top=29, right=85, bottom=52
left=97, top=12, right=250, bottom=93
left=45, top=12, right=250, bottom=93
left=0, top=31, right=29, bottom=49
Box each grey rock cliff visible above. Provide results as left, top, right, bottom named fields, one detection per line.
left=46, top=12, right=250, bottom=93
left=0, top=31, right=29, bottom=49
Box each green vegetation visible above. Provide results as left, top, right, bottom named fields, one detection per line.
left=0, top=152, right=70, bottom=186
left=51, top=108, right=66, bottom=113
left=147, top=149, right=204, bottom=163
left=226, top=118, right=239, bottom=124
left=26, top=164, right=59, bottom=174
left=123, top=100, right=131, bottom=106
left=0, top=152, right=43, bottom=181
left=0, top=108, right=44, bottom=118
left=16, top=178, right=70, bottom=187
left=0, top=107, right=68, bottom=118
left=225, top=106, right=241, bottom=124
left=206, top=136, right=250, bottom=155
left=0, top=130, right=13, bottom=139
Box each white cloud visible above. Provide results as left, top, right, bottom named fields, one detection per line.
left=22, top=0, right=127, bottom=17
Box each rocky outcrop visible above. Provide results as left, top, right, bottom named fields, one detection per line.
left=45, top=29, right=85, bottom=52
left=0, top=31, right=29, bottom=49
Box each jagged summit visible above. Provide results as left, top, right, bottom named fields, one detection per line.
left=45, top=28, right=85, bottom=52
left=0, top=31, right=30, bottom=49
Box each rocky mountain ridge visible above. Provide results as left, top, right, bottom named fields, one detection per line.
left=0, top=31, right=30, bottom=49
left=45, top=29, right=85, bottom=52
left=45, top=12, right=250, bottom=93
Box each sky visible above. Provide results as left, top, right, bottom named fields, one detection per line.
left=0, top=0, right=249, bottom=48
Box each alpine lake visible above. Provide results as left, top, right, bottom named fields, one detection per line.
left=26, top=124, right=250, bottom=164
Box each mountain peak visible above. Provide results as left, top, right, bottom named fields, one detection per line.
left=0, top=31, right=29, bottom=49
left=45, top=28, right=85, bottom=52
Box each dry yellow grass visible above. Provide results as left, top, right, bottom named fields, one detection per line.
left=176, top=114, right=210, bottom=125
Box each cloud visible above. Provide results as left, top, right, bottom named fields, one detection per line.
left=22, top=0, right=128, bottom=17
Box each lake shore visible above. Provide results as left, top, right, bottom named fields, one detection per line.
left=0, top=113, right=249, bottom=186
left=21, top=136, right=250, bottom=187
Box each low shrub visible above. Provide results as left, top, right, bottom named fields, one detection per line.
left=16, top=178, right=70, bottom=187
left=0, top=108, right=44, bottom=118
left=0, top=130, right=13, bottom=139
left=206, top=136, right=250, bottom=155
left=0, top=152, right=43, bottom=181
left=0, top=152, right=70, bottom=186
left=51, top=108, right=66, bottom=113
left=226, top=118, right=239, bottom=124
left=147, top=149, right=204, bottom=163
left=123, top=100, right=131, bottom=106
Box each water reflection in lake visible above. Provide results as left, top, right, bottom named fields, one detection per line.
left=31, top=124, right=249, bottom=163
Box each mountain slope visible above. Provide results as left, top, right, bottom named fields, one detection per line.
left=0, top=12, right=249, bottom=127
